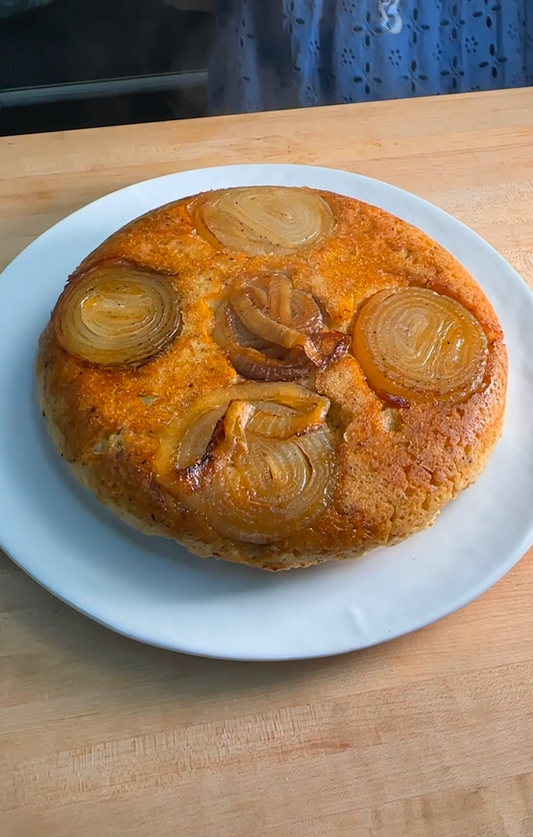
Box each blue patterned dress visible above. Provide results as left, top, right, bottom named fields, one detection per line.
left=209, top=0, right=533, bottom=114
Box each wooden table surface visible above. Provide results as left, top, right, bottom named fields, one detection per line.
left=2, top=89, right=533, bottom=837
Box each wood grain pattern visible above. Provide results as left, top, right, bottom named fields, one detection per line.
left=1, top=88, right=533, bottom=836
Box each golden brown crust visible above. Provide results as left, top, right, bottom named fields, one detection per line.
left=35, top=188, right=507, bottom=571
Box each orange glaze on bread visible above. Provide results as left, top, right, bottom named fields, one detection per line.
left=36, top=188, right=507, bottom=570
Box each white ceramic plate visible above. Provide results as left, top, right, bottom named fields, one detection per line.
left=1, top=164, right=533, bottom=661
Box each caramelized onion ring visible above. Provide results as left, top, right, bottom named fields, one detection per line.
left=353, top=287, right=489, bottom=403
left=153, top=383, right=334, bottom=543
left=193, top=186, right=334, bottom=255
left=214, top=273, right=349, bottom=381
left=187, top=431, right=334, bottom=544
left=55, top=263, right=180, bottom=366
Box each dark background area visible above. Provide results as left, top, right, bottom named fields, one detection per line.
left=0, top=0, right=213, bottom=136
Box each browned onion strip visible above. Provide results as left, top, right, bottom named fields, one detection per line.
left=269, top=273, right=292, bottom=324
left=217, top=303, right=312, bottom=382
left=214, top=273, right=349, bottom=381
left=55, top=263, right=180, bottom=366
left=153, top=382, right=334, bottom=544
left=193, top=186, right=334, bottom=255
left=219, top=400, right=253, bottom=457
left=232, top=290, right=308, bottom=351
left=353, top=287, right=489, bottom=403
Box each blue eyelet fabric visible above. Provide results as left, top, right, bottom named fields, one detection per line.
left=209, top=0, right=533, bottom=114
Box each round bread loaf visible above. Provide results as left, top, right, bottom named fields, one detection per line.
left=36, top=186, right=507, bottom=570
